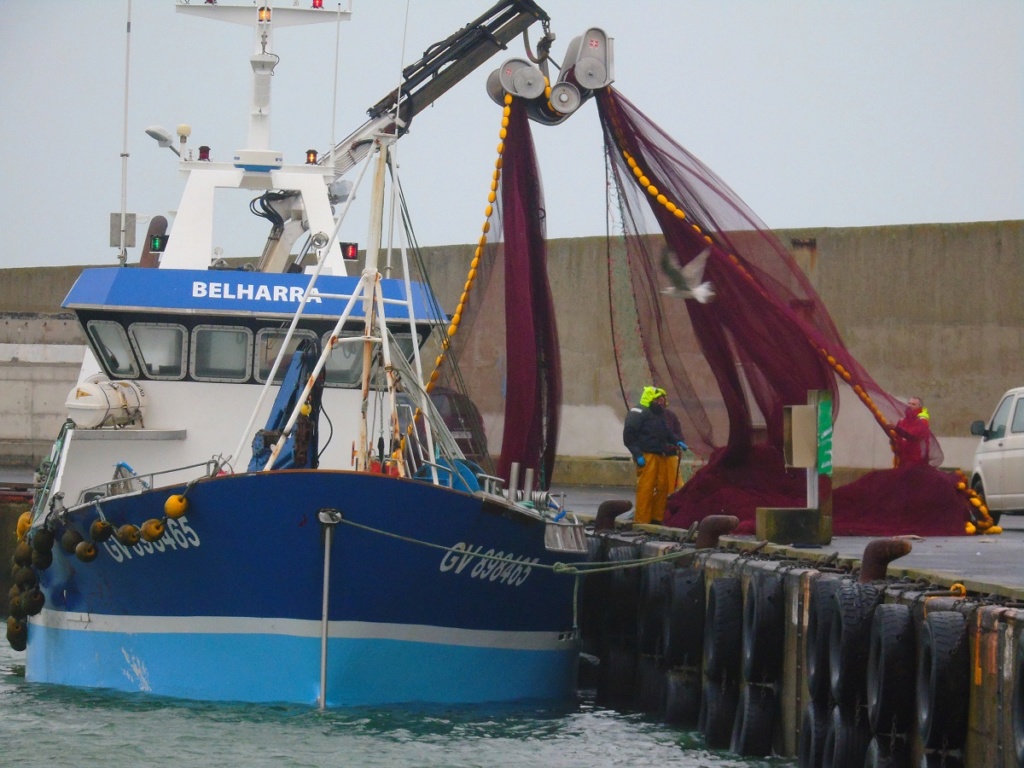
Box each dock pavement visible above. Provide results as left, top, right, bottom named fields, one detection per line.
left=553, top=483, right=1024, bottom=601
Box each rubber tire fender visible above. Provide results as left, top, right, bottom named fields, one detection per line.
left=598, top=642, right=637, bottom=709
left=1013, top=629, right=1024, bottom=767
left=829, top=582, right=882, bottom=707
left=664, top=667, right=701, bottom=727
left=867, top=602, right=915, bottom=735
left=742, top=571, right=785, bottom=684
left=662, top=568, right=705, bottom=667
left=920, top=749, right=965, bottom=767
left=863, top=735, right=911, bottom=767
left=729, top=682, right=776, bottom=757
left=606, top=543, right=642, bottom=643
left=797, top=700, right=830, bottom=768
left=632, top=654, right=667, bottom=717
left=703, top=576, right=743, bottom=683
left=916, top=610, right=969, bottom=750
left=700, top=676, right=739, bottom=750
left=806, top=577, right=843, bottom=706
left=637, top=560, right=673, bottom=655
left=578, top=535, right=608, bottom=644
left=821, top=703, right=871, bottom=768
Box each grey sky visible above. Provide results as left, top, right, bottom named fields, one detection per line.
left=3, top=0, right=1021, bottom=269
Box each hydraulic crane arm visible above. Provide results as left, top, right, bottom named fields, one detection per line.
left=327, top=0, right=550, bottom=178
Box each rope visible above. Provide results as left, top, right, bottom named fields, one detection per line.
left=338, top=516, right=705, bottom=576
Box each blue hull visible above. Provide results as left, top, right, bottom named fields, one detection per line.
left=27, top=471, right=584, bottom=706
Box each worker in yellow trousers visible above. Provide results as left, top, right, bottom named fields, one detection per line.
left=623, top=386, right=688, bottom=524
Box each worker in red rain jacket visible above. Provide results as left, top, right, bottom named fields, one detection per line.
left=892, top=395, right=932, bottom=466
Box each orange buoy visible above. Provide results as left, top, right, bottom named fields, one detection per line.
left=30, top=547, right=53, bottom=571
left=16, top=511, right=31, bottom=541
left=31, top=528, right=54, bottom=553
left=75, top=541, right=98, bottom=562
left=7, top=592, right=25, bottom=620
left=13, top=541, right=32, bottom=567
left=13, top=566, right=37, bottom=590
left=115, top=524, right=141, bottom=547
left=90, top=519, right=114, bottom=542
left=21, top=587, right=44, bottom=616
left=6, top=616, right=27, bottom=652
left=61, top=528, right=84, bottom=553
left=164, top=494, right=189, bottom=520
left=141, top=518, right=166, bottom=543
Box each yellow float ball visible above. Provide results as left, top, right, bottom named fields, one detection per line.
left=16, top=512, right=31, bottom=541
left=141, top=519, right=166, bottom=543
left=964, top=522, right=976, bottom=535
left=638, top=176, right=650, bottom=187
left=116, top=524, right=141, bottom=547
left=164, top=494, right=189, bottom=520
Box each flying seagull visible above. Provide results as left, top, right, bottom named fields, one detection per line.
left=660, top=247, right=715, bottom=303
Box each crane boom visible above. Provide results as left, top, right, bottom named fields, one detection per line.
left=327, top=0, right=549, bottom=177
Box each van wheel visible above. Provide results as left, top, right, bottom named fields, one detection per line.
left=972, top=478, right=1001, bottom=526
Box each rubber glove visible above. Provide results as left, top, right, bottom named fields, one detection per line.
left=677, top=442, right=688, bottom=452
left=636, top=455, right=646, bottom=467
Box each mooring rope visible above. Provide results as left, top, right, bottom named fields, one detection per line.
left=337, top=516, right=705, bottom=575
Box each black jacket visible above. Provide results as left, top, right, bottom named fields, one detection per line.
left=623, top=404, right=677, bottom=459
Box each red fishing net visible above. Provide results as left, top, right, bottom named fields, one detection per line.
left=592, top=88, right=971, bottom=536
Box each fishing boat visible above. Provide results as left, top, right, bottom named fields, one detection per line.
left=10, top=0, right=596, bottom=707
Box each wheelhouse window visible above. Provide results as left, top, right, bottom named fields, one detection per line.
left=86, top=320, right=138, bottom=378
left=322, top=331, right=362, bottom=386
left=129, top=322, right=187, bottom=379
left=192, top=325, right=252, bottom=382
left=392, top=332, right=420, bottom=364
left=255, top=328, right=317, bottom=383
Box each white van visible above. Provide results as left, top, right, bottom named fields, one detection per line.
left=970, top=386, right=1024, bottom=524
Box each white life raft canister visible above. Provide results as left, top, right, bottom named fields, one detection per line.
left=65, top=377, right=147, bottom=429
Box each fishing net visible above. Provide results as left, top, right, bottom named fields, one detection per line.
left=593, top=88, right=972, bottom=536
left=419, top=96, right=561, bottom=491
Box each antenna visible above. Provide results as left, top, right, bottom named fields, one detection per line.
left=115, top=0, right=134, bottom=266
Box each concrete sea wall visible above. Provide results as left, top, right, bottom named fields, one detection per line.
left=1, top=220, right=1022, bottom=478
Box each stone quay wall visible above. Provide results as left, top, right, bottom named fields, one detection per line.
left=1, top=220, right=1021, bottom=479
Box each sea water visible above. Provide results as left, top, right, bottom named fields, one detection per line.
left=0, top=643, right=793, bottom=767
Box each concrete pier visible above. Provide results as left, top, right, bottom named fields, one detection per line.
left=579, top=509, right=1024, bottom=766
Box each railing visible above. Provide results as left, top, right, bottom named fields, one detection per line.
left=74, top=459, right=220, bottom=507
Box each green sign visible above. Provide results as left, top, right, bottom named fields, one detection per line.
left=817, top=399, right=833, bottom=476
